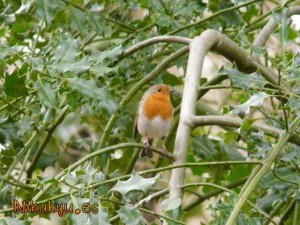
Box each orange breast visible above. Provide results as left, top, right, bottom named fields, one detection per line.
left=143, top=93, right=173, bottom=120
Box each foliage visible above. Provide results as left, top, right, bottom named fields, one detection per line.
left=0, top=0, right=300, bottom=224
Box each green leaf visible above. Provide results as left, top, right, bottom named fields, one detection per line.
left=11, top=22, right=35, bottom=33
left=273, top=7, right=291, bottom=46
left=287, top=54, right=300, bottom=81
left=221, top=66, right=268, bottom=91
left=282, top=144, right=300, bottom=162
left=97, top=99, right=118, bottom=114
left=69, top=7, right=88, bottom=36
left=68, top=78, right=106, bottom=101
left=68, top=196, right=89, bottom=225
left=90, top=63, right=118, bottom=77
left=90, top=205, right=110, bottom=225
left=50, top=59, right=90, bottom=74
left=4, top=73, right=28, bottom=97
left=118, top=206, right=147, bottom=225
left=238, top=118, right=255, bottom=136
left=236, top=30, right=266, bottom=55
left=53, top=37, right=80, bottom=61
left=164, top=207, right=184, bottom=225
left=111, top=172, right=160, bottom=200
left=95, top=45, right=123, bottom=62
left=161, top=198, right=182, bottom=211
left=223, top=131, right=239, bottom=144
left=89, top=12, right=104, bottom=35
left=0, top=45, right=15, bottom=60
left=35, top=0, right=64, bottom=25
left=286, top=95, right=300, bottom=112
left=0, top=184, right=12, bottom=207
left=260, top=167, right=300, bottom=189
left=0, top=144, right=16, bottom=167
left=15, top=2, right=32, bottom=15
left=34, top=77, right=58, bottom=108
left=29, top=57, right=45, bottom=72
left=256, top=190, right=286, bottom=211
left=162, top=72, right=183, bottom=86
left=0, top=117, right=23, bottom=149
left=35, top=153, right=59, bottom=170
left=230, top=92, right=269, bottom=118
left=222, top=143, right=244, bottom=161
left=288, top=27, right=298, bottom=41
left=192, top=135, right=218, bottom=160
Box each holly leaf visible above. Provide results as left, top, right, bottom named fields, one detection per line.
left=286, top=95, right=300, bottom=112
left=161, top=198, right=182, bottom=211
left=34, top=77, right=58, bottom=108
left=54, top=37, right=80, bottom=61
left=192, top=135, right=218, bottom=160
left=15, top=2, right=32, bottom=15
left=90, top=63, right=118, bottom=77
left=222, top=143, right=244, bottom=161
left=96, top=45, right=122, bottom=62
left=35, top=0, right=64, bottom=25
left=68, top=78, right=106, bottom=101
left=0, top=144, right=16, bottom=167
left=90, top=205, right=110, bottom=225
left=118, top=206, right=147, bottom=225
left=69, top=7, right=88, bottom=36
left=273, top=7, right=291, bottom=46
left=4, top=73, right=28, bottom=97
left=260, top=167, right=300, bottom=189
left=162, top=72, right=183, bottom=86
left=89, top=12, right=104, bottom=35
left=230, top=92, right=269, bottom=118
left=68, top=196, right=89, bottom=225
left=50, top=59, right=90, bottom=74
left=221, top=66, right=268, bottom=91
left=111, top=172, right=160, bottom=198
left=35, top=153, right=59, bottom=170
left=236, top=30, right=266, bottom=55
left=256, top=190, right=286, bottom=211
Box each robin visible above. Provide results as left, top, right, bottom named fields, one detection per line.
left=133, top=84, right=174, bottom=157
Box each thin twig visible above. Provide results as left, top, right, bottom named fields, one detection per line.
left=277, top=69, right=289, bottom=131
left=168, top=0, right=261, bottom=35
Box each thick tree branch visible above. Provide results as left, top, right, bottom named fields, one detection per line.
left=169, top=29, right=279, bottom=202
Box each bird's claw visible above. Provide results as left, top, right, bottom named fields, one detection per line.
left=141, top=142, right=153, bottom=158
left=161, top=146, right=168, bottom=157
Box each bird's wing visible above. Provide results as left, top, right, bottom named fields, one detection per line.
left=133, top=113, right=139, bottom=140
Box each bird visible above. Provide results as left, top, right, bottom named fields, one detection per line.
left=133, top=84, right=174, bottom=157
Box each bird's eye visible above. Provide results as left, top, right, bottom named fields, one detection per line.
left=157, top=89, right=162, bottom=92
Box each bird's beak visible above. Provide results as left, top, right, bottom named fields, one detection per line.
left=170, top=89, right=175, bottom=94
